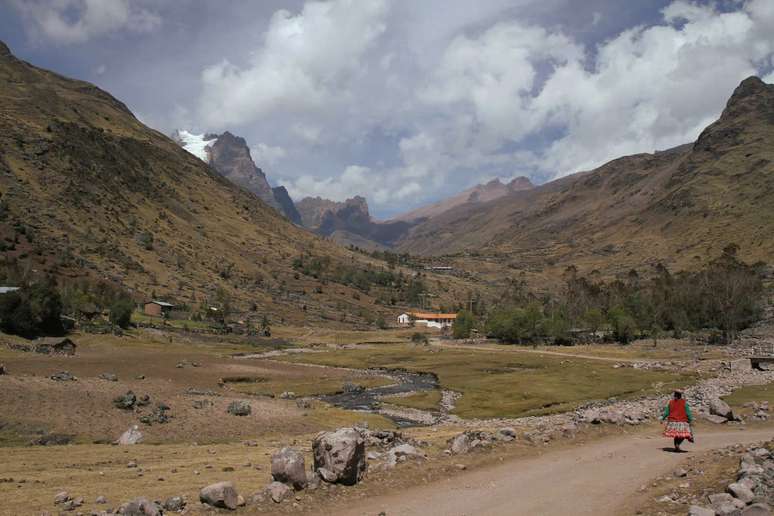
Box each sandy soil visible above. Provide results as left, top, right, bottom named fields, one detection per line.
left=334, top=427, right=774, bottom=516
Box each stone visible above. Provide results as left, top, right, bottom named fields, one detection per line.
left=200, top=481, right=239, bottom=510
left=226, top=400, right=251, bottom=416
left=266, top=481, right=291, bottom=503
left=716, top=504, right=743, bottom=516
left=449, top=433, right=472, bottom=454
left=742, top=503, right=773, bottom=516
left=95, top=496, right=107, bottom=504
left=99, top=373, right=118, bottom=382
left=728, top=482, right=755, bottom=504
left=726, top=359, right=751, bottom=372
left=163, top=496, right=186, bottom=512
left=119, top=497, right=162, bottom=516
left=237, top=495, right=245, bottom=507
left=54, top=491, right=71, bottom=504
left=689, top=505, right=715, bottom=516
left=752, top=448, right=770, bottom=459
left=295, top=398, right=312, bottom=409
left=271, top=447, right=307, bottom=490
left=674, top=468, right=688, bottom=478
left=710, top=398, right=735, bottom=420
left=117, top=425, right=143, bottom=445
left=306, top=472, right=321, bottom=491
left=710, top=493, right=737, bottom=506
left=385, top=444, right=426, bottom=468
left=312, top=428, right=367, bottom=485
left=50, top=371, right=76, bottom=381
left=279, top=391, right=296, bottom=399
left=706, top=414, right=730, bottom=424
left=113, top=391, right=137, bottom=410
left=497, top=427, right=517, bottom=441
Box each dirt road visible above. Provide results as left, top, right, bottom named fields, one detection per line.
left=339, top=427, right=774, bottom=516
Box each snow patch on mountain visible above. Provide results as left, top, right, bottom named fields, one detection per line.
left=176, top=130, right=217, bottom=162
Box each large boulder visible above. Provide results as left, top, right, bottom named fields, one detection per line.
left=227, top=400, right=251, bottom=416
left=312, top=428, right=367, bottom=485
left=200, top=481, right=239, bottom=510
left=728, top=482, right=755, bottom=504
left=449, top=433, right=472, bottom=454
left=710, top=398, right=735, bottom=421
left=117, top=425, right=144, bottom=445
left=271, top=447, right=307, bottom=490
left=119, top=497, right=162, bottom=515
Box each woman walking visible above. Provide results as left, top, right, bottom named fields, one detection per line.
left=661, top=390, right=694, bottom=452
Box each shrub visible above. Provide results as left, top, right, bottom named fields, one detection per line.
left=109, top=298, right=134, bottom=329
left=452, top=310, right=475, bottom=339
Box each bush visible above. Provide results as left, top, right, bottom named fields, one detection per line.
left=411, top=332, right=429, bottom=345
left=0, top=280, right=63, bottom=337
left=109, top=298, right=134, bottom=329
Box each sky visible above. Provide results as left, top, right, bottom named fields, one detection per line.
left=2, top=0, right=774, bottom=219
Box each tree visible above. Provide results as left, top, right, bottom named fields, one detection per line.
left=452, top=310, right=475, bottom=339
left=608, top=307, right=637, bottom=344
left=411, top=332, right=429, bottom=345
left=260, top=314, right=271, bottom=336
left=109, top=298, right=134, bottom=329
left=0, top=280, right=63, bottom=337
left=375, top=315, right=388, bottom=330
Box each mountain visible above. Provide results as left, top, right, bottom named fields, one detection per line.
left=172, top=130, right=302, bottom=224
left=392, top=177, right=533, bottom=223
left=397, top=77, right=774, bottom=279
left=0, top=40, right=477, bottom=324
left=296, top=196, right=412, bottom=249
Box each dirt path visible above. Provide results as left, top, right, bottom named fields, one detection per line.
left=338, top=427, right=774, bottom=516
left=432, top=340, right=660, bottom=363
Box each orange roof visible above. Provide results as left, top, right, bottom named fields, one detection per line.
left=409, top=312, right=457, bottom=320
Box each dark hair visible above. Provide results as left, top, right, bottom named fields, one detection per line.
left=673, top=391, right=682, bottom=399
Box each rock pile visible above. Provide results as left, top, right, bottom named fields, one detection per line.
left=690, top=444, right=774, bottom=515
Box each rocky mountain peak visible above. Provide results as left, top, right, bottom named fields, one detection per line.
left=0, top=40, right=10, bottom=58
left=508, top=176, right=534, bottom=191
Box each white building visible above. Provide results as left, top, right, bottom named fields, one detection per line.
left=397, top=312, right=457, bottom=329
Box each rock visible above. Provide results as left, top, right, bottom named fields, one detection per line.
left=752, top=448, right=770, bottom=459
left=279, top=391, right=296, bottom=399
left=119, top=497, right=162, bottom=515
left=705, top=414, right=730, bottom=424
left=113, top=391, right=137, bottom=410
left=312, top=428, right=367, bottom=485
left=271, top=447, right=307, bottom=490
left=237, top=495, right=246, bottom=507
left=449, top=433, right=472, bottom=454
left=62, top=497, right=83, bottom=510
left=728, top=482, right=755, bottom=504
left=95, top=495, right=107, bottom=504
left=199, top=481, right=239, bottom=510
left=295, top=398, right=312, bottom=409
left=742, top=503, right=773, bottom=516
left=674, top=468, right=688, bottom=478
left=716, top=504, right=743, bottom=516
left=497, top=427, right=517, bottom=441
left=726, top=359, right=751, bottom=372
left=266, top=481, right=291, bottom=503
left=689, top=505, right=716, bottom=516
left=306, top=472, right=321, bottom=491
left=385, top=444, right=426, bottom=467
left=162, top=496, right=186, bottom=512
left=226, top=400, right=251, bottom=416
left=710, top=493, right=737, bottom=506
left=54, top=491, right=71, bottom=504
left=50, top=371, right=76, bottom=381
left=99, top=372, right=118, bottom=382
left=192, top=399, right=213, bottom=409
left=117, top=425, right=143, bottom=445
left=710, top=398, right=735, bottom=420
left=136, top=394, right=151, bottom=407
left=738, top=464, right=765, bottom=478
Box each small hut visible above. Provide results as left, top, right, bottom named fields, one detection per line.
left=144, top=300, right=175, bottom=317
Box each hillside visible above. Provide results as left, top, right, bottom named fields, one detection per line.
left=0, top=41, right=480, bottom=325
left=396, top=77, right=774, bottom=280
left=392, top=177, right=533, bottom=223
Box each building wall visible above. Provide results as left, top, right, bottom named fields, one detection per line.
left=144, top=303, right=162, bottom=317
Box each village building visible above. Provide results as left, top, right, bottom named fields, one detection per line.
left=143, top=300, right=175, bottom=317
left=0, top=286, right=20, bottom=294
left=397, top=312, right=457, bottom=329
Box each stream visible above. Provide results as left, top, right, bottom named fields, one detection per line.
left=320, top=368, right=441, bottom=427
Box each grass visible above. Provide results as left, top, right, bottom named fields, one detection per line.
left=281, top=344, right=696, bottom=419
left=723, top=383, right=774, bottom=413
left=382, top=390, right=443, bottom=411
left=130, top=311, right=214, bottom=330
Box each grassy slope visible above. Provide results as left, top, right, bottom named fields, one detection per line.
left=0, top=41, right=482, bottom=326
left=281, top=344, right=696, bottom=418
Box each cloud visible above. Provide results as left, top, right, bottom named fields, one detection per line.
left=198, top=0, right=389, bottom=128
left=251, top=143, right=287, bottom=166
left=10, top=0, right=161, bottom=44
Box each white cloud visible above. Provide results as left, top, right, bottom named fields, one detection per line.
left=251, top=143, right=287, bottom=166
left=11, top=0, right=161, bottom=44
left=198, top=0, right=389, bottom=128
